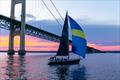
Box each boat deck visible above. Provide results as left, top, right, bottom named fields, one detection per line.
left=48, top=54, right=80, bottom=65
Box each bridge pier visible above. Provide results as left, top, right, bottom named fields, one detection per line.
left=18, top=0, right=26, bottom=55
left=8, top=0, right=26, bottom=55
left=8, top=26, right=15, bottom=55
left=8, top=0, right=16, bottom=55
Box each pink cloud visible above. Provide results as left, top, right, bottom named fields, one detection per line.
left=0, top=35, right=120, bottom=51
left=88, top=43, right=120, bottom=51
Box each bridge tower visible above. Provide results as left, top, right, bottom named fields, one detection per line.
left=8, top=0, right=26, bottom=55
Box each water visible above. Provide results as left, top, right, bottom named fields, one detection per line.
left=0, top=53, right=120, bottom=80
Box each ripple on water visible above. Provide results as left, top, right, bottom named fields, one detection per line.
left=0, top=53, right=120, bottom=80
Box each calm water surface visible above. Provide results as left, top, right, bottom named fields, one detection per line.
left=0, top=53, right=120, bottom=80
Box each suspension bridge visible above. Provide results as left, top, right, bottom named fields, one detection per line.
left=0, top=0, right=100, bottom=55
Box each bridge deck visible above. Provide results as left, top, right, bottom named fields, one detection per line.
left=0, top=14, right=61, bottom=42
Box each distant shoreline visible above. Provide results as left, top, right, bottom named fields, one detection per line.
left=0, top=50, right=120, bottom=53
left=0, top=51, right=57, bottom=53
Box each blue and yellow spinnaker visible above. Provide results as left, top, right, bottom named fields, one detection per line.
left=69, top=16, right=87, bottom=58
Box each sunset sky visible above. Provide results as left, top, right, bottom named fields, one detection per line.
left=0, top=0, right=120, bottom=51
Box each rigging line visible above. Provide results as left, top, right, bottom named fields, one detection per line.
left=49, top=0, right=64, bottom=21
left=41, top=0, right=62, bottom=27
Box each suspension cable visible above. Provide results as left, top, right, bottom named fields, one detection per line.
left=49, top=0, right=64, bottom=21
left=41, top=0, right=62, bottom=27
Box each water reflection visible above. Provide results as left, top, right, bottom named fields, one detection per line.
left=71, top=65, right=87, bottom=80
left=1, top=53, right=119, bottom=80
left=49, top=64, right=87, bottom=80
left=56, top=65, right=69, bottom=80
left=6, top=55, right=27, bottom=80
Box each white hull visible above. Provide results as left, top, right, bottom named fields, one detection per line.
left=48, top=54, right=80, bottom=65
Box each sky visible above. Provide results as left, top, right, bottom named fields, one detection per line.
left=0, top=0, right=119, bottom=24
left=0, top=0, right=120, bottom=51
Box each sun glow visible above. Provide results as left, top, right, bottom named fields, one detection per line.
left=0, top=35, right=120, bottom=51
left=0, top=35, right=59, bottom=51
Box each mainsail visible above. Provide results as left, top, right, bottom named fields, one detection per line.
left=56, top=13, right=69, bottom=56
left=69, top=16, right=87, bottom=58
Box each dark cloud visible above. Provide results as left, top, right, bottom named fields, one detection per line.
left=0, top=18, right=120, bottom=46
left=27, top=19, right=120, bottom=46
left=26, top=14, right=36, bottom=20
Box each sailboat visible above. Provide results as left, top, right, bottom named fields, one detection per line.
left=48, top=12, right=87, bottom=65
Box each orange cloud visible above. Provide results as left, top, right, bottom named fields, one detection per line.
left=0, top=35, right=120, bottom=51
left=0, top=35, right=59, bottom=51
